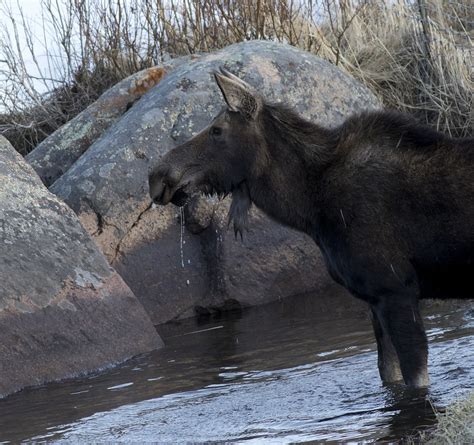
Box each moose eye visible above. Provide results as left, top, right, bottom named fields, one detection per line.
left=210, top=126, right=222, bottom=136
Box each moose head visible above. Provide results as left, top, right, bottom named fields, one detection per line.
left=148, top=68, right=269, bottom=236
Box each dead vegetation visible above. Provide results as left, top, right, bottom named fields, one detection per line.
left=407, top=391, right=474, bottom=444
left=425, top=391, right=474, bottom=444
left=0, top=0, right=472, bottom=155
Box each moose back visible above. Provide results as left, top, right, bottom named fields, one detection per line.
left=149, top=68, right=474, bottom=388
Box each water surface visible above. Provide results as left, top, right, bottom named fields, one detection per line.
left=0, top=291, right=472, bottom=443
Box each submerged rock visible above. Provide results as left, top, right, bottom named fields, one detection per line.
left=0, top=136, right=162, bottom=398
left=47, top=41, right=380, bottom=324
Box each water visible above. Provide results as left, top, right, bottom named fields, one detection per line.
left=179, top=206, right=185, bottom=269
left=0, top=292, right=472, bottom=443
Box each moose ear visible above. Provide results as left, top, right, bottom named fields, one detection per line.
left=213, top=68, right=261, bottom=119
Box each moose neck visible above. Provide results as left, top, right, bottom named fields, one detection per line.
left=248, top=104, right=337, bottom=236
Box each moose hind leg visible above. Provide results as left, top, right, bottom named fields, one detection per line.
left=377, top=298, right=429, bottom=388
left=371, top=308, right=403, bottom=383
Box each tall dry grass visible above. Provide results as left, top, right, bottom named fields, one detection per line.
left=0, top=0, right=472, bottom=155
left=335, top=1, right=473, bottom=137
left=408, top=391, right=474, bottom=444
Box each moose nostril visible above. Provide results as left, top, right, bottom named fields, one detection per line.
left=149, top=173, right=165, bottom=201
left=148, top=162, right=184, bottom=205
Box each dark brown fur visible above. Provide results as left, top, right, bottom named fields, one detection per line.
left=149, top=69, right=474, bottom=388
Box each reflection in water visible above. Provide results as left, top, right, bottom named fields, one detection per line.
left=380, top=386, right=437, bottom=441
left=0, top=292, right=472, bottom=443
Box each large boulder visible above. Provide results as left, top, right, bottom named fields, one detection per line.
left=47, top=41, right=380, bottom=324
left=26, top=58, right=191, bottom=187
left=0, top=136, right=162, bottom=398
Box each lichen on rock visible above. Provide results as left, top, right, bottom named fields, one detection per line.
left=0, top=135, right=162, bottom=398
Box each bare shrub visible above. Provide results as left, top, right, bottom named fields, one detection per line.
left=0, top=0, right=472, bottom=155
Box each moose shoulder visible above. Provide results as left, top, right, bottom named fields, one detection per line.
left=149, top=68, right=474, bottom=388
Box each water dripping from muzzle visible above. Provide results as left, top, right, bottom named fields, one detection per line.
left=180, top=206, right=185, bottom=269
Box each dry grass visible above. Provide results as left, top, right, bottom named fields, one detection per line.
left=413, top=391, right=474, bottom=444
left=336, top=1, right=473, bottom=138
left=0, top=0, right=472, bottom=155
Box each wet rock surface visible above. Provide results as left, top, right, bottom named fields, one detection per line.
left=0, top=136, right=162, bottom=398
left=46, top=41, right=380, bottom=324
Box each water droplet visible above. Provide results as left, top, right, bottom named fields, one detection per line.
left=180, top=206, right=185, bottom=268
left=107, top=382, right=134, bottom=390
left=147, top=377, right=163, bottom=382
left=70, top=389, right=89, bottom=395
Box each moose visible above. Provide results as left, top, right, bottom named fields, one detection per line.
left=149, top=68, right=473, bottom=388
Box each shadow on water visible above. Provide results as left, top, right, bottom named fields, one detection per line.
left=0, top=290, right=472, bottom=443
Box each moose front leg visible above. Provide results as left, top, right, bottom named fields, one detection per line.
left=348, top=253, right=429, bottom=387
left=374, top=295, right=429, bottom=388
left=371, top=308, right=403, bottom=383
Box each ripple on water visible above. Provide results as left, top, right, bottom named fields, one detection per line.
left=0, top=294, right=471, bottom=443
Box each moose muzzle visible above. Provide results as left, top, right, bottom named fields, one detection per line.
left=148, top=166, right=190, bottom=207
